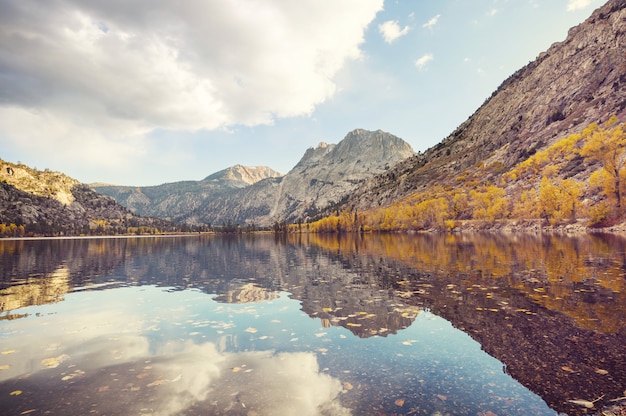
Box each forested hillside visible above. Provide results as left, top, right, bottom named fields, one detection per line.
left=306, top=119, right=626, bottom=232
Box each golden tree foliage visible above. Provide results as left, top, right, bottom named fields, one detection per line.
left=580, top=116, right=626, bottom=210
left=538, top=177, right=583, bottom=225
left=511, top=188, right=539, bottom=220
left=0, top=223, right=25, bottom=237
left=469, top=186, right=509, bottom=223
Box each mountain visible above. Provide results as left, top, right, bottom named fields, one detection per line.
left=342, top=0, right=626, bottom=214
left=184, top=129, right=414, bottom=227
left=93, top=165, right=282, bottom=222
left=0, top=159, right=179, bottom=236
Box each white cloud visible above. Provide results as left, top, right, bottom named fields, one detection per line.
left=422, top=14, right=441, bottom=29
left=378, top=20, right=410, bottom=43
left=415, top=53, right=434, bottom=70
left=567, top=0, right=592, bottom=11
left=0, top=0, right=383, bottom=176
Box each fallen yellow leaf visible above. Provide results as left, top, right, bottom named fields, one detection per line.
left=10, top=390, right=22, bottom=396
left=395, top=398, right=405, bottom=406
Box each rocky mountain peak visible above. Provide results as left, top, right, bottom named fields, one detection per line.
left=190, top=129, right=415, bottom=226
left=204, top=165, right=282, bottom=185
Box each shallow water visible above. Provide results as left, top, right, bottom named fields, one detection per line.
left=0, top=233, right=624, bottom=415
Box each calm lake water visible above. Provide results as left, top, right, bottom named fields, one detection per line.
left=0, top=233, right=625, bottom=416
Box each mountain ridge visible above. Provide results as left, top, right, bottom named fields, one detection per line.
left=93, top=164, right=282, bottom=222
left=339, top=0, right=626, bottom=214
left=183, top=128, right=414, bottom=227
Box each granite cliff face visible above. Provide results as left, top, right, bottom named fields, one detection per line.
left=93, top=165, right=282, bottom=222
left=185, top=129, right=414, bottom=226
left=345, top=0, right=626, bottom=210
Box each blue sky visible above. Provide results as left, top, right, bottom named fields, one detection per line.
left=0, top=0, right=605, bottom=185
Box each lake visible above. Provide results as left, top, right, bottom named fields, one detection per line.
left=0, top=233, right=624, bottom=415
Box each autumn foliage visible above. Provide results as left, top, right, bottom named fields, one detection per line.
left=306, top=117, right=626, bottom=232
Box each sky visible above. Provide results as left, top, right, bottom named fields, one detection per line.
left=0, top=0, right=606, bottom=186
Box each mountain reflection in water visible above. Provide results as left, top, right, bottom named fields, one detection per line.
left=0, top=233, right=624, bottom=415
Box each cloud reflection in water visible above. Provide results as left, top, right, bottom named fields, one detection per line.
left=0, top=287, right=349, bottom=416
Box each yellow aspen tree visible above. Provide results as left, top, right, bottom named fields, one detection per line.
left=539, top=177, right=583, bottom=225
left=512, top=188, right=540, bottom=220
left=469, top=186, right=509, bottom=222
left=580, top=118, right=626, bottom=211
left=539, top=177, right=561, bottom=224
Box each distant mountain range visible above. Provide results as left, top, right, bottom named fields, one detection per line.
left=93, top=165, right=282, bottom=222
left=96, top=129, right=413, bottom=227
left=2, top=0, right=625, bottom=234
left=184, top=129, right=414, bottom=227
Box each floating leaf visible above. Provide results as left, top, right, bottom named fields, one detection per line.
left=41, top=354, right=69, bottom=369
left=10, top=390, right=22, bottom=396
left=595, top=368, right=609, bottom=375
left=561, top=366, right=575, bottom=373
left=567, top=399, right=595, bottom=409
left=61, top=370, right=84, bottom=381
left=232, top=367, right=241, bottom=373
left=567, top=394, right=604, bottom=409
left=0, top=365, right=10, bottom=371
left=343, top=382, right=353, bottom=391
left=436, top=394, right=447, bottom=401
left=20, top=410, right=37, bottom=415
left=146, top=380, right=165, bottom=387
left=322, top=307, right=333, bottom=313
left=395, top=398, right=405, bottom=406
left=2, top=350, right=16, bottom=355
